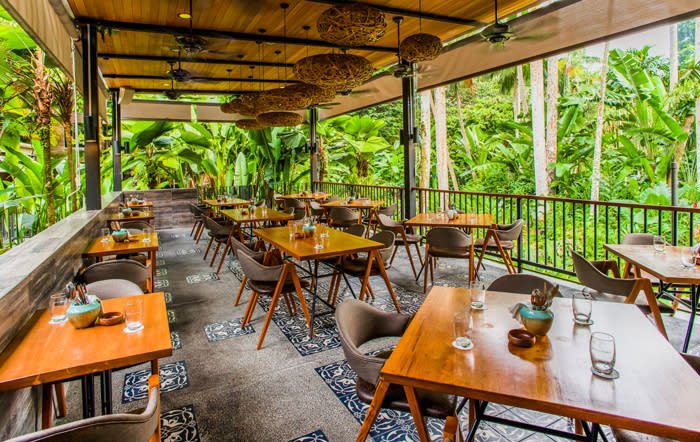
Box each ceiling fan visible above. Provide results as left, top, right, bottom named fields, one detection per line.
left=164, top=78, right=182, bottom=100
left=479, top=0, right=554, bottom=46
left=172, top=0, right=233, bottom=56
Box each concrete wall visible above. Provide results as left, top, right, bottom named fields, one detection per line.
left=0, top=192, right=121, bottom=440
left=122, top=188, right=196, bottom=230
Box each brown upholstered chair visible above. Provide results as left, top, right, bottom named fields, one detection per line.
left=7, top=375, right=160, bottom=442
left=282, top=197, right=305, bottom=210
left=309, top=201, right=326, bottom=223
left=487, top=273, right=555, bottom=295
left=190, top=204, right=209, bottom=243
left=620, top=233, right=665, bottom=281
left=82, top=260, right=152, bottom=293
left=367, top=203, right=397, bottom=233
left=86, top=279, right=144, bottom=299
left=571, top=250, right=668, bottom=338
left=377, top=214, right=424, bottom=279
left=201, top=216, right=234, bottom=274
left=335, top=300, right=460, bottom=433
left=230, top=238, right=266, bottom=307
left=345, top=223, right=366, bottom=237
left=120, top=220, right=152, bottom=234
left=238, top=252, right=312, bottom=350
left=423, top=227, right=473, bottom=293
left=474, top=219, right=523, bottom=275
left=612, top=353, right=699, bottom=442
left=329, top=207, right=359, bottom=229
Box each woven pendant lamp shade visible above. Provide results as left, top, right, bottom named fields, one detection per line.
left=400, top=33, right=443, bottom=62
left=235, top=119, right=268, bottom=130
left=317, top=3, right=387, bottom=47
left=255, top=86, right=314, bottom=111
left=294, top=54, right=373, bottom=90
left=240, top=92, right=275, bottom=116
left=221, top=97, right=261, bottom=117
left=257, top=111, right=303, bottom=127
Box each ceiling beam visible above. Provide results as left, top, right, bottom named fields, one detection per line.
left=76, top=18, right=397, bottom=53
left=304, top=0, right=487, bottom=27
left=134, top=88, right=247, bottom=95
left=103, top=74, right=299, bottom=83
left=99, top=53, right=294, bottom=68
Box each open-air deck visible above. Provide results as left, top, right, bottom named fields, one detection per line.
left=2, top=1, right=700, bottom=442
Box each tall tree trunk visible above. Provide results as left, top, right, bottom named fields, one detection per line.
left=530, top=60, right=547, bottom=196
left=63, top=122, right=76, bottom=210
left=32, top=50, right=55, bottom=224
left=516, top=64, right=528, bottom=117
left=696, top=18, right=700, bottom=186
left=672, top=116, right=696, bottom=163
left=419, top=90, right=432, bottom=195
left=454, top=84, right=477, bottom=180
left=52, top=76, right=76, bottom=211
left=669, top=23, right=678, bottom=91
left=433, top=87, right=449, bottom=208
left=591, top=42, right=610, bottom=202
left=318, top=136, right=326, bottom=182
left=447, top=154, right=459, bottom=191
left=545, top=56, right=559, bottom=193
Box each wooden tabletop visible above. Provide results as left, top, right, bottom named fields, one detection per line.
left=125, top=201, right=153, bottom=208
left=221, top=207, right=293, bottom=224
left=381, top=286, right=700, bottom=440
left=405, top=212, right=493, bottom=228
left=0, top=293, right=172, bottom=392
left=83, top=233, right=159, bottom=258
left=604, top=244, right=700, bottom=285
left=321, top=199, right=385, bottom=209
left=203, top=198, right=250, bottom=207
left=105, top=211, right=155, bottom=221
left=278, top=192, right=331, bottom=200
left=253, top=225, right=383, bottom=261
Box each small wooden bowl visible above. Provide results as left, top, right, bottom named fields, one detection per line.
left=508, top=329, right=536, bottom=348
left=99, top=311, right=124, bottom=326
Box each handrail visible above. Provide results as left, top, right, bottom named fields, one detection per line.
left=315, top=181, right=404, bottom=191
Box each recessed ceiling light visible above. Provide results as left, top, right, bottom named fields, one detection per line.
left=177, top=12, right=192, bottom=19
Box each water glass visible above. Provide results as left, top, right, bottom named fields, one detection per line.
left=101, top=227, right=111, bottom=242
left=572, top=289, right=593, bottom=325
left=288, top=221, right=296, bottom=240
left=470, top=281, right=486, bottom=309
left=590, top=332, right=616, bottom=377
left=320, top=224, right=330, bottom=238
left=125, top=299, right=144, bottom=332
left=142, top=226, right=154, bottom=244
left=681, top=247, right=696, bottom=269
left=49, top=293, right=68, bottom=324
left=314, top=231, right=325, bottom=250
left=453, top=311, right=473, bottom=349
left=653, top=235, right=666, bottom=253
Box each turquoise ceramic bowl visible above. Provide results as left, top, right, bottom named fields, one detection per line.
left=111, top=229, right=128, bottom=242
left=121, top=208, right=133, bottom=215
left=67, top=297, right=102, bottom=329
left=519, top=305, right=554, bottom=336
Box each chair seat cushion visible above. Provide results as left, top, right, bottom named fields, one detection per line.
left=474, top=238, right=514, bottom=249
left=429, top=246, right=471, bottom=258
left=611, top=428, right=672, bottom=442
left=247, top=278, right=310, bottom=295
left=339, top=258, right=385, bottom=276
left=129, top=254, right=148, bottom=265
left=397, top=233, right=423, bottom=244
left=355, top=377, right=456, bottom=419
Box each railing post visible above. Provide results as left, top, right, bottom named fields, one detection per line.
left=671, top=158, right=678, bottom=245
left=417, top=189, right=423, bottom=218
left=111, top=89, right=122, bottom=192
left=517, top=197, right=523, bottom=273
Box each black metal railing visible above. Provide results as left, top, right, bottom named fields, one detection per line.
left=315, top=181, right=405, bottom=220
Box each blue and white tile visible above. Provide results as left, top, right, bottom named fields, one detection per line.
left=157, top=258, right=166, bottom=266
left=156, top=267, right=168, bottom=277
left=177, top=248, right=202, bottom=256
left=154, top=279, right=170, bottom=289
left=161, top=404, right=200, bottom=442
left=287, top=429, right=329, bottom=442
left=167, top=310, right=176, bottom=323
left=171, top=331, right=182, bottom=350
left=185, top=272, right=220, bottom=284
left=122, top=361, right=189, bottom=403
left=164, top=292, right=173, bottom=304
left=204, top=317, right=255, bottom=342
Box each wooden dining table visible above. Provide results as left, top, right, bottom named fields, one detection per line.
left=321, top=199, right=385, bottom=235
left=125, top=200, right=153, bottom=209
left=278, top=192, right=331, bottom=201
left=356, top=286, right=700, bottom=442
left=0, top=293, right=172, bottom=427
left=253, top=225, right=400, bottom=334
left=83, top=233, right=159, bottom=286
left=604, top=243, right=700, bottom=352
left=221, top=207, right=293, bottom=242
left=105, top=210, right=155, bottom=223
left=405, top=212, right=494, bottom=281
left=203, top=197, right=250, bottom=208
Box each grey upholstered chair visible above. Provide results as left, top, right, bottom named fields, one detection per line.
left=323, top=195, right=339, bottom=203
left=201, top=216, right=234, bottom=273
left=188, top=202, right=204, bottom=238
left=282, top=197, right=305, bottom=209
left=612, top=352, right=700, bottom=442
left=335, top=299, right=458, bottom=423
left=474, top=219, right=523, bottom=275
left=367, top=203, right=397, bottom=233
left=82, top=260, right=151, bottom=293
left=120, top=220, right=152, bottom=234
left=86, top=279, right=144, bottom=299
left=329, top=207, right=359, bottom=229
left=378, top=214, right=423, bottom=278
left=571, top=250, right=668, bottom=337
left=309, top=201, right=325, bottom=222
left=230, top=237, right=266, bottom=307
left=620, top=233, right=665, bottom=281
left=238, top=252, right=311, bottom=350
left=346, top=223, right=366, bottom=237
left=487, top=274, right=555, bottom=295
left=423, top=227, right=472, bottom=293
left=190, top=204, right=209, bottom=243
left=7, top=375, right=160, bottom=442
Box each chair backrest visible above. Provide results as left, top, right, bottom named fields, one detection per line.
left=6, top=381, right=159, bottom=442
left=487, top=274, right=555, bottom=295
left=292, top=207, right=306, bottom=220
left=86, top=279, right=144, bottom=300
left=230, top=238, right=265, bottom=262
left=346, top=224, right=366, bottom=237
left=377, top=203, right=397, bottom=217
left=324, top=195, right=339, bottom=203
left=571, top=250, right=635, bottom=298
left=426, top=227, right=471, bottom=249
left=202, top=216, right=231, bottom=237
left=283, top=198, right=305, bottom=209
left=309, top=201, right=323, bottom=213
left=621, top=233, right=655, bottom=245
left=82, top=260, right=151, bottom=293
left=335, top=299, right=412, bottom=386
left=330, top=207, right=358, bottom=223
left=377, top=213, right=401, bottom=229
left=238, top=252, right=283, bottom=282
left=495, top=219, right=524, bottom=241
left=370, top=230, right=395, bottom=263
left=120, top=221, right=152, bottom=234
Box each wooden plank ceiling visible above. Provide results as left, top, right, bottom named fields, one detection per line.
left=67, top=0, right=543, bottom=97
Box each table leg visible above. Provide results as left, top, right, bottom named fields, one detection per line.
left=290, top=265, right=313, bottom=336
left=150, top=250, right=156, bottom=288
left=100, top=369, right=113, bottom=415
left=151, top=359, right=159, bottom=376
left=373, top=249, right=401, bottom=313
left=41, top=384, right=53, bottom=429
left=81, top=373, right=95, bottom=418
left=358, top=251, right=374, bottom=301
left=683, top=284, right=698, bottom=352
left=404, top=385, right=430, bottom=442
left=355, top=379, right=390, bottom=442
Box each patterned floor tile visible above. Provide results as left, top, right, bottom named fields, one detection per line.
left=154, top=279, right=170, bottom=289
left=122, top=360, right=189, bottom=403
left=204, top=317, right=255, bottom=342
left=157, top=258, right=166, bottom=266
left=287, top=429, right=329, bottom=442
left=156, top=250, right=166, bottom=258
left=177, top=248, right=202, bottom=256
left=164, top=292, right=172, bottom=304
left=156, top=268, right=168, bottom=277
left=171, top=331, right=182, bottom=350
left=167, top=310, right=176, bottom=323
left=185, top=272, right=220, bottom=284
left=161, top=404, right=200, bottom=442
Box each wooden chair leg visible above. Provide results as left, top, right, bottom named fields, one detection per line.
left=215, top=240, right=230, bottom=274
left=257, top=286, right=283, bottom=348
left=414, top=242, right=424, bottom=265
left=429, top=255, right=435, bottom=284
left=331, top=270, right=343, bottom=305
left=366, top=280, right=375, bottom=299
left=389, top=244, right=399, bottom=266
left=443, top=415, right=461, bottom=442
left=423, top=246, right=431, bottom=293
left=242, top=292, right=259, bottom=327
left=195, top=223, right=205, bottom=243
left=210, top=242, right=221, bottom=266
left=54, top=383, right=66, bottom=418
left=282, top=293, right=295, bottom=316
left=190, top=221, right=197, bottom=237
left=327, top=271, right=338, bottom=304
left=404, top=241, right=418, bottom=279
left=203, top=236, right=213, bottom=260
left=234, top=276, right=247, bottom=306
left=41, top=384, right=52, bottom=429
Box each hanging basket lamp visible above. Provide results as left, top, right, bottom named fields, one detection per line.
left=317, top=3, right=387, bottom=47
left=257, top=111, right=303, bottom=127
left=221, top=97, right=262, bottom=117
left=399, top=33, right=443, bottom=62
left=235, top=119, right=268, bottom=130
left=255, top=86, right=314, bottom=111
left=294, top=54, right=374, bottom=90
left=239, top=92, right=275, bottom=116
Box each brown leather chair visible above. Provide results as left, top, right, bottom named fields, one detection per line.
left=82, top=260, right=152, bottom=293
left=329, top=207, right=359, bottom=229
left=190, top=204, right=209, bottom=243
left=423, top=227, right=472, bottom=293
left=474, top=219, right=523, bottom=275
left=335, top=299, right=460, bottom=435
left=230, top=238, right=266, bottom=307
left=377, top=214, right=424, bottom=279
left=367, top=203, right=397, bottom=233
left=86, top=279, right=144, bottom=299
left=487, top=273, right=555, bottom=295
left=282, top=197, right=305, bottom=210
left=201, top=216, right=234, bottom=273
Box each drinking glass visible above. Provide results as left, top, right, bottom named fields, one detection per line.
left=49, top=294, right=68, bottom=324
left=314, top=231, right=325, bottom=250
left=681, top=247, right=696, bottom=269
left=101, top=227, right=111, bottom=242
left=653, top=235, right=666, bottom=253
left=288, top=221, right=296, bottom=240
left=124, top=299, right=144, bottom=332
left=320, top=223, right=330, bottom=238
left=590, top=332, right=617, bottom=378
left=452, top=311, right=473, bottom=350
left=142, top=226, right=154, bottom=244
left=572, top=289, right=593, bottom=325
left=470, top=281, right=486, bottom=309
